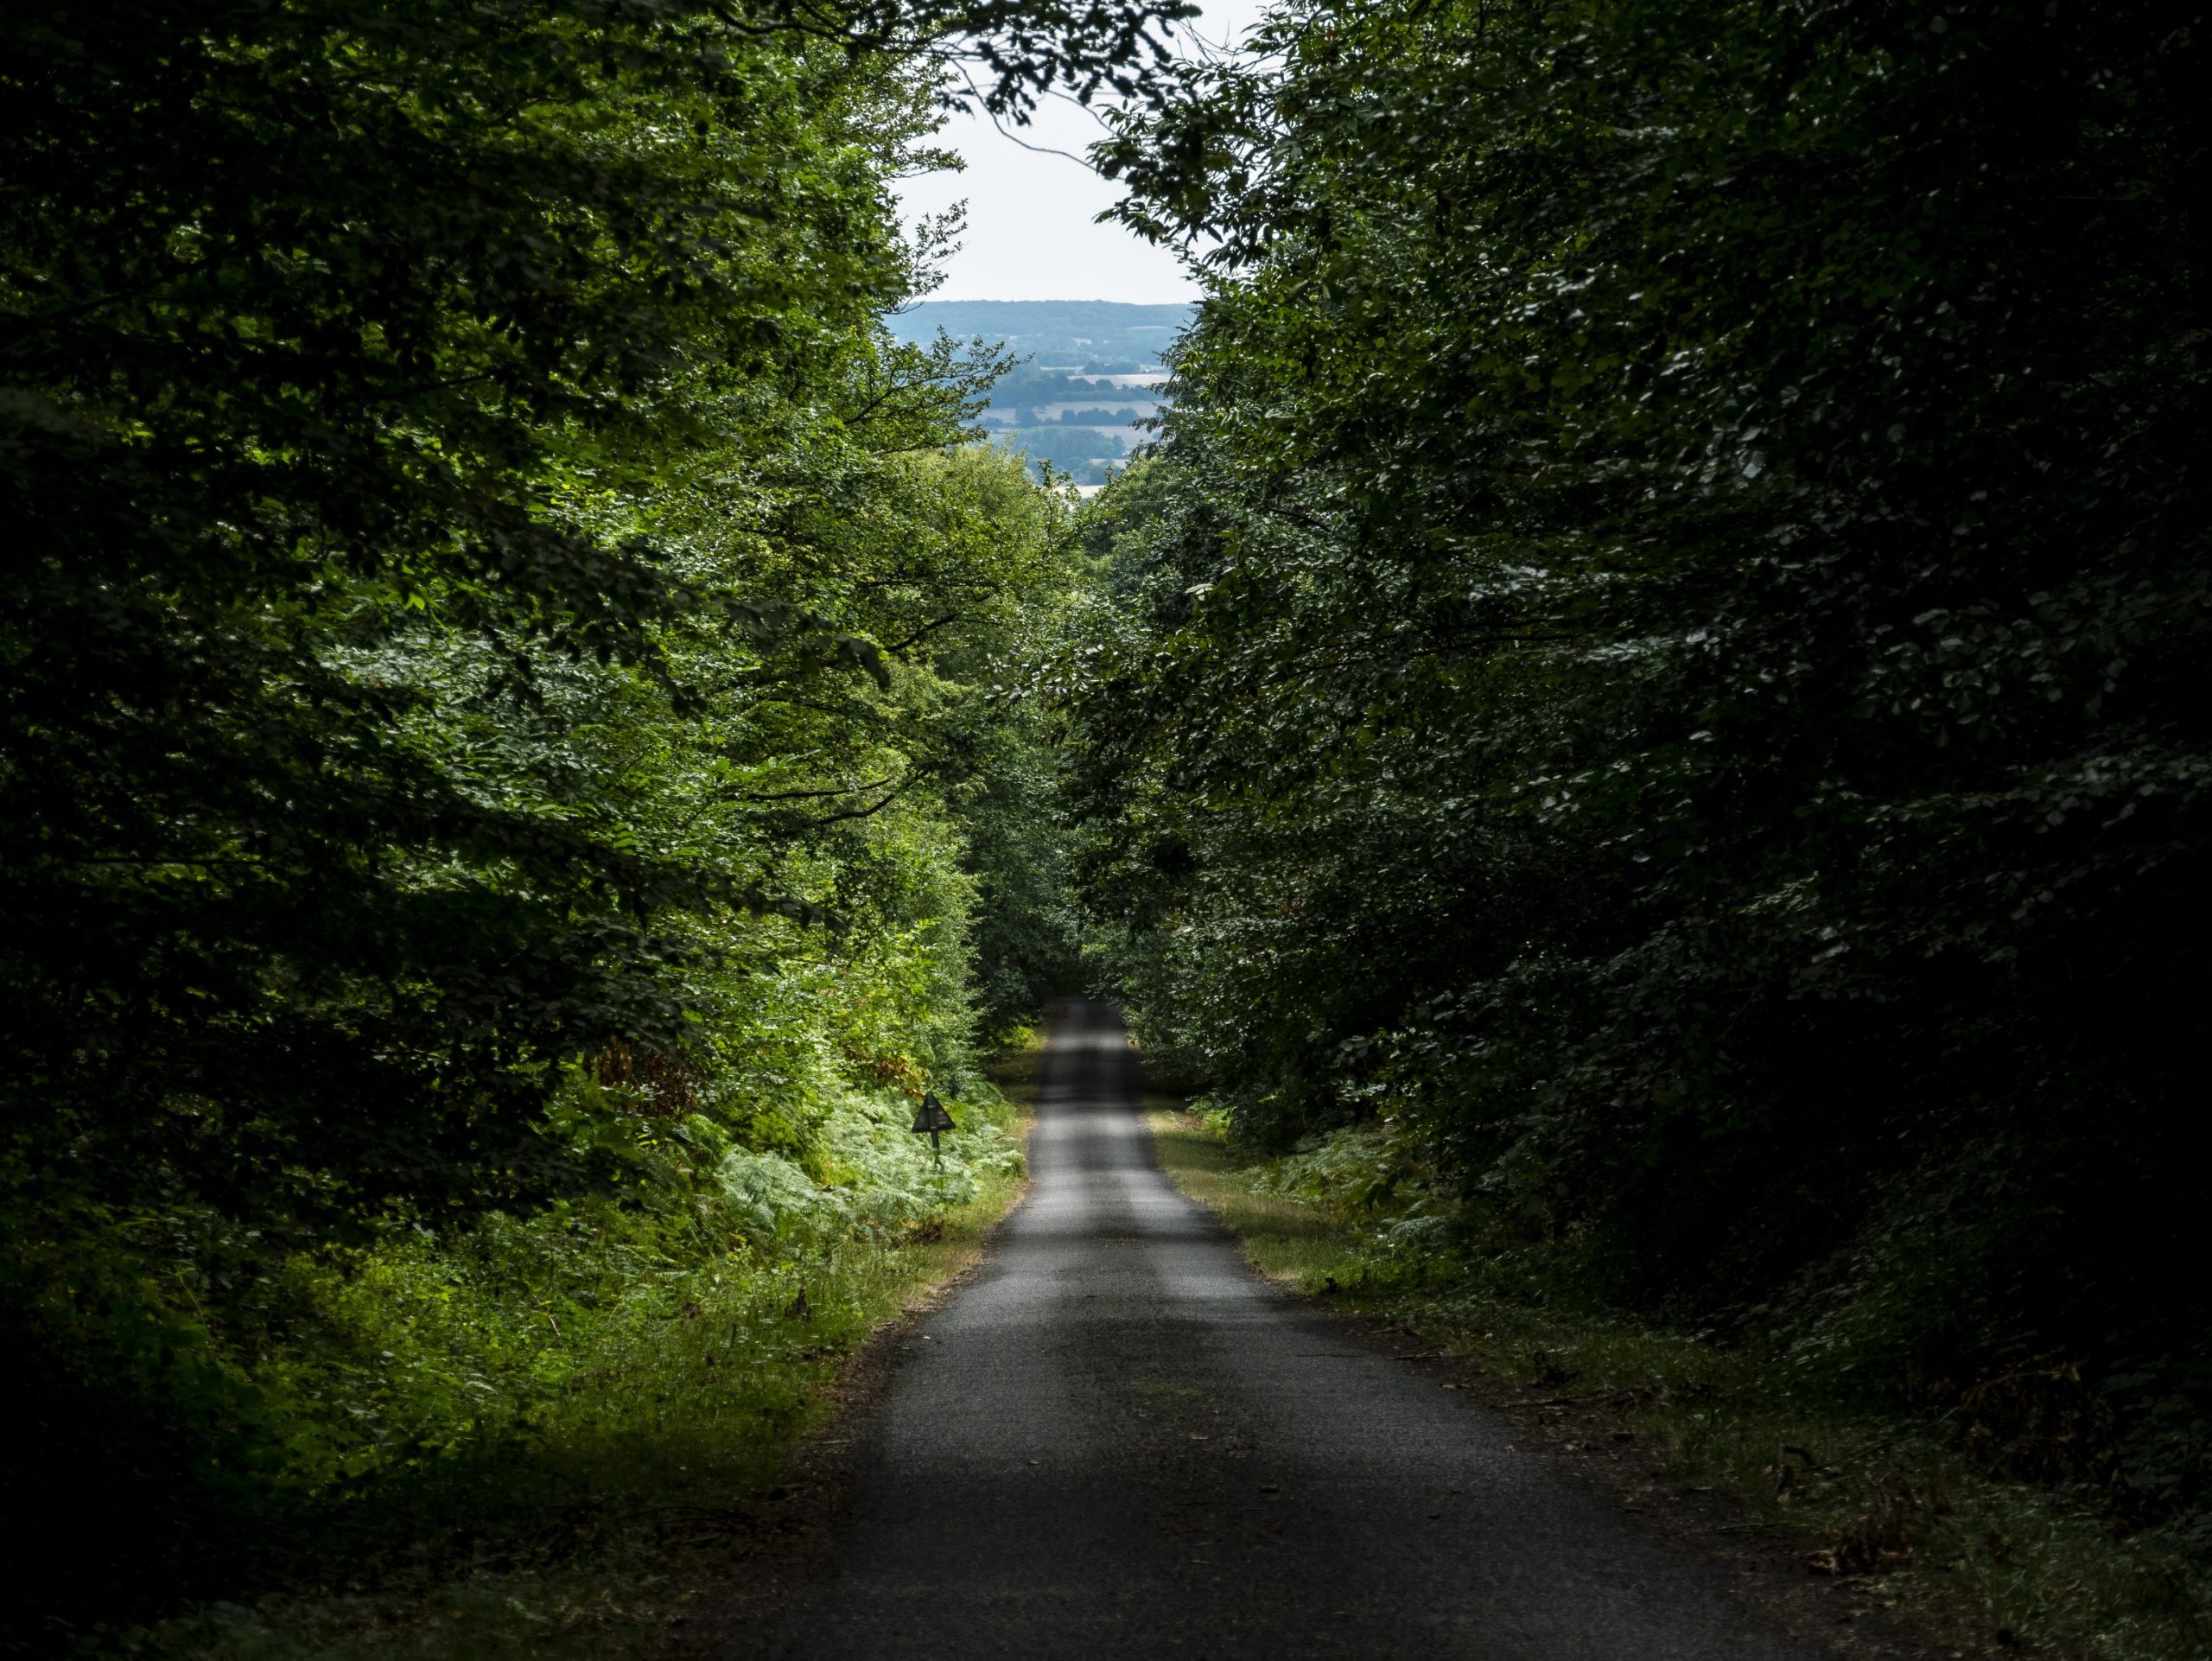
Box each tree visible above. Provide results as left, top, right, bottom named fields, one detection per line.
left=1075, top=0, right=2211, bottom=1518
left=0, top=0, right=1164, bottom=1625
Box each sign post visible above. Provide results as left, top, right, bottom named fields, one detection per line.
left=910, top=1090, right=955, bottom=1161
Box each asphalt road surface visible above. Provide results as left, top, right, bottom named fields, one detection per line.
left=755, top=1001, right=1831, bottom=1659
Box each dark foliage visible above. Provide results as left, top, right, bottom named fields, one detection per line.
left=1075, top=0, right=2212, bottom=1530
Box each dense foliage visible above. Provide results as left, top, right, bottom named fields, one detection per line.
left=1074, top=0, right=2210, bottom=1537
left=0, top=0, right=1136, bottom=1637
left=12, top=0, right=2209, bottom=1640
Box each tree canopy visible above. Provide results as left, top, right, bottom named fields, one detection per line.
left=1073, top=0, right=2210, bottom=1525
left=2, top=0, right=1140, bottom=1630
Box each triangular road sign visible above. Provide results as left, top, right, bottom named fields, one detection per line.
left=911, top=1091, right=955, bottom=1135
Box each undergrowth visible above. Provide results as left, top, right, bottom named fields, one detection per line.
left=1147, top=1105, right=2212, bottom=1661
left=57, top=1061, right=1039, bottom=1661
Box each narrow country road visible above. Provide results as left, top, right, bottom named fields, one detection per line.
left=753, top=1001, right=1834, bottom=1659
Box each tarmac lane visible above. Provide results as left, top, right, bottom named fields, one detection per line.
left=750, top=1000, right=1834, bottom=1660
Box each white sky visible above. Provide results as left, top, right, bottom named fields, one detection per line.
left=896, top=0, right=1270, bottom=303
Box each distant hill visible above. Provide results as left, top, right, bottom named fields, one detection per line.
left=886, top=300, right=1192, bottom=374
left=885, top=301, right=1193, bottom=487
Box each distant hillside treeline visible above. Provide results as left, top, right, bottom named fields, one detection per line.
left=888, top=301, right=1189, bottom=484
left=886, top=299, right=1191, bottom=368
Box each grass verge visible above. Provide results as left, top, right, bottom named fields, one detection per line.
left=1147, top=1106, right=2211, bottom=1661
left=110, top=1058, right=1041, bottom=1661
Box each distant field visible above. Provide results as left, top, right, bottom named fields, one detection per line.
left=882, top=299, right=1192, bottom=364
left=887, top=300, right=1187, bottom=483
left=977, top=404, right=1154, bottom=424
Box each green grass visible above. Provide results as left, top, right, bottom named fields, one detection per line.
left=1147, top=1109, right=2212, bottom=1661
left=111, top=1068, right=1041, bottom=1661
left=1146, top=1108, right=1346, bottom=1284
